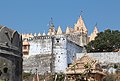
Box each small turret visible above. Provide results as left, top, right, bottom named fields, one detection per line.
left=34, top=33, right=37, bottom=37
left=43, top=32, right=46, bottom=36
left=22, top=33, right=33, bottom=39
left=38, top=32, right=41, bottom=36
left=57, top=26, right=62, bottom=35
left=66, top=26, right=70, bottom=34
left=30, top=33, right=33, bottom=38
left=69, top=27, right=74, bottom=33
left=89, top=24, right=99, bottom=42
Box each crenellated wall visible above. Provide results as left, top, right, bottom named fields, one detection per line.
left=28, top=36, right=52, bottom=55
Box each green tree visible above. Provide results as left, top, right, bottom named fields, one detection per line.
left=86, top=29, right=120, bottom=52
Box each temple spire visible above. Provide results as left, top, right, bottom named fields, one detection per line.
left=74, top=15, right=88, bottom=34
left=89, top=24, right=99, bottom=42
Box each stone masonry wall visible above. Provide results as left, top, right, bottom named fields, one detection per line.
left=0, top=25, right=22, bottom=81
left=23, top=54, right=52, bottom=74
left=76, top=52, right=120, bottom=64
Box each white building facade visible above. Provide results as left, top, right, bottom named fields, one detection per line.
left=23, top=35, right=83, bottom=74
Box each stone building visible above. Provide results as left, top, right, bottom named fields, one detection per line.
left=22, top=15, right=99, bottom=74
left=0, top=25, right=22, bottom=81
left=23, top=34, right=83, bottom=74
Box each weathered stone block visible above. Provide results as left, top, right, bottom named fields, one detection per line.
left=0, top=25, right=22, bottom=81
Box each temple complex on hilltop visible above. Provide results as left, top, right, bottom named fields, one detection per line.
left=22, top=15, right=99, bottom=74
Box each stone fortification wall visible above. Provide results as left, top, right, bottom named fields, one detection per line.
left=52, top=35, right=83, bottom=73
left=66, top=32, right=87, bottom=46
left=53, top=35, right=67, bottom=73
left=28, top=36, right=52, bottom=55
left=67, top=39, right=83, bottom=64
left=23, top=54, right=52, bottom=74
left=23, top=35, right=83, bottom=74
left=66, top=33, right=81, bottom=46
left=76, top=52, right=120, bottom=64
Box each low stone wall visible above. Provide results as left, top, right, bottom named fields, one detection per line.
left=76, top=52, right=120, bottom=64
